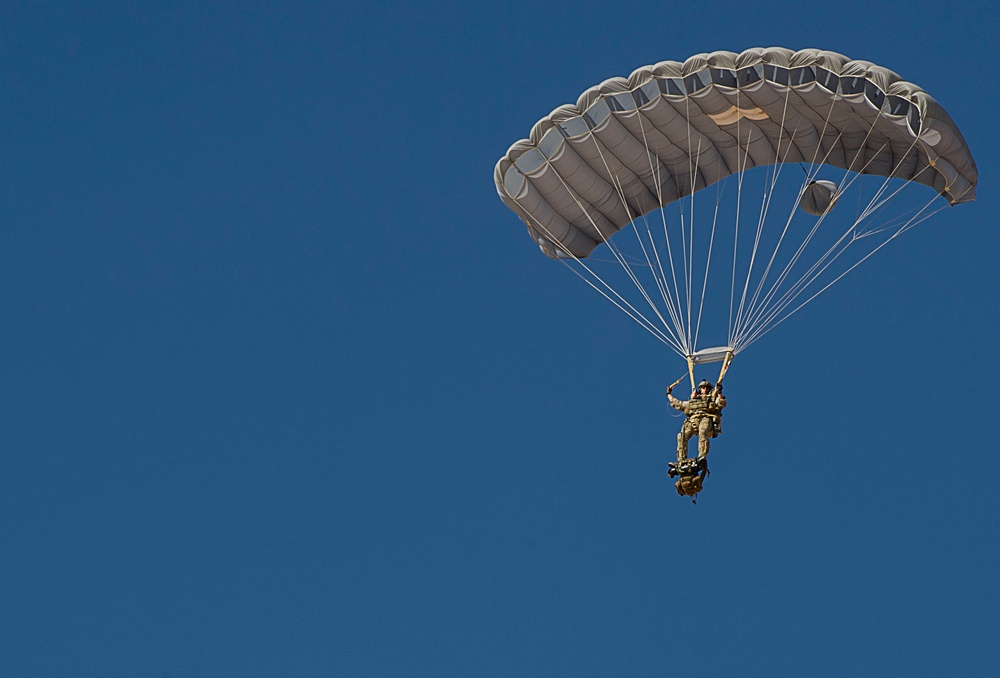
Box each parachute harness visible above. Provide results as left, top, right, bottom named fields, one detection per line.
left=668, top=363, right=726, bottom=504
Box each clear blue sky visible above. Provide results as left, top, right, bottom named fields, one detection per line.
left=1, top=2, right=997, bottom=676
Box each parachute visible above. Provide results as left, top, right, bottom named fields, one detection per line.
left=495, top=47, right=977, bottom=384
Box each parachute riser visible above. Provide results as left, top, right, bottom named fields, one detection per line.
left=717, top=350, right=734, bottom=384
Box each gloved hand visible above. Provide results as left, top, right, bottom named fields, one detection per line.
left=716, top=381, right=723, bottom=393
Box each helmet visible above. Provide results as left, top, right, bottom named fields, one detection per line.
left=697, top=379, right=712, bottom=392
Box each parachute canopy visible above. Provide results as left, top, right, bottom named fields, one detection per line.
left=496, top=47, right=976, bottom=260
left=494, top=48, right=976, bottom=364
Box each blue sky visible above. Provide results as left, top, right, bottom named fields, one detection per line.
left=1, top=2, right=997, bottom=676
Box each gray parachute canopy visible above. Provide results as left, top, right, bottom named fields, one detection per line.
left=495, top=47, right=978, bottom=259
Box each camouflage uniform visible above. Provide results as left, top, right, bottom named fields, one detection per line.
left=668, top=388, right=727, bottom=462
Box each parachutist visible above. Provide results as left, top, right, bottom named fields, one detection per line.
left=668, top=379, right=726, bottom=498
left=496, top=49, right=976, bottom=369
left=497, top=48, right=976, bottom=502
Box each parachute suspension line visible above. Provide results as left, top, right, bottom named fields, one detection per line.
left=731, top=151, right=778, bottom=341
left=642, top=204, right=688, bottom=342
left=733, top=81, right=839, bottom=347
left=729, top=88, right=754, bottom=344
left=645, top=207, right=683, bottom=338
left=526, top=128, right=682, bottom=347
left=641, top=110, right=689, bottom=354
left=686, top=136, right=708, bottom=353
left=732, top=160, right=942, bottom=351
left=557, top=256, right=686, bottom=350
left=632, top=208, right=686, bottom=343
left=850, top=135, right=931, bottom=230
left=728, top=90, right=919, bottom=354
left=679, top=92, right=712, bottom=355
left=742, top=204, right=943, bottom=350
left=829, top=120, right=897, bottom=218
left=680, top=95, right=697, bottom=354
left=657, top=190, right=689, bottom=352
left=733, top=192, right=946, bottom=351
left=731, top=86, right=797, bottom=345
left=642, top=92, right=688, bottom=341
left=805, top=132, right=923, bottom=238
left=732, top=88, right=850, bottom=350
left=734, top=181, right=839, bottom=345
left=678, top=197, right=692, bottom=353
left=735, top=198, right=866, bottom=350
left=736, top=130, right=807, bottom=339
left=776, top=103, right=850, bottom=303
left=732, top=186, right=877, bottom=349
left=621, top=187, right=683, bottom=336
left=633, top=108, right=689, bottom=343
left=740, top=91, right=801, bottom=323
left=636, top=213, right=688, bottom=344
left=770, top=129, right=854, bottom=312
left=844, top=100, right=889, bottom=181
left=505, top=164, right=687, bottom=353
left=736, top=161, right=865, bottom=346
left=804, top=95, right=843, bottom=173
left=845, top=143, right=938, bottom=232
left=523, top=209, right=685, bottom=352
left=737, top=172, right=810, bottom=335
left=738, top=126, right=858, bottom=340
left=692, top=179, right=726, bottom=353
left=732, top=228, right=857, bottom=351
left=853, top=188, right=944, bottom=240
left=582, top=125, right=688, bottom=348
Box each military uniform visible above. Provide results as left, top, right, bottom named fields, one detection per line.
left=668, top=388, right=726, bottom=462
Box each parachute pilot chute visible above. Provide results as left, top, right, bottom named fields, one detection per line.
left=799, top=180, right=840, bottom=216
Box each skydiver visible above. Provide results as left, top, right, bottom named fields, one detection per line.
left=666, top=378, right=726, bottom=482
